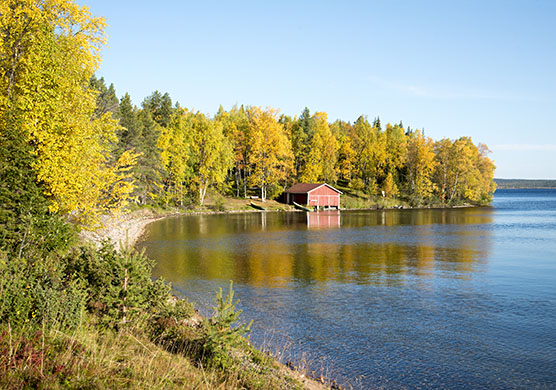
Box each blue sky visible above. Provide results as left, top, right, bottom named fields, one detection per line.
left=88, top=0, right=556, bottom=179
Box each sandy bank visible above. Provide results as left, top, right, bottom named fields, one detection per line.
left=78, top=209, right=170, bottom=251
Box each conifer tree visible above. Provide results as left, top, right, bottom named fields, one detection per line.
left=135, top=108, right=164, bottom=204
left=0, top=114, right=73, bottom=257
left=143, top=91, right=173, bottom=127
left=117, top=93, right=141, bottom=153
left=90, top=76, right=119, bottom=119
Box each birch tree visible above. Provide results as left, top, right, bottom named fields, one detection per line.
left=189, top=113, right=232, bottom=205
left=247, top=107, right=293, bottom=202
left=0, top=0, right=135, bottom=224
left=405, top=130, right=436, bottom=202
left=299, top=112, right=338, bottom=184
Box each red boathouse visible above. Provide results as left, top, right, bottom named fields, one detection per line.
left=284, top=183, right=342, bottom=209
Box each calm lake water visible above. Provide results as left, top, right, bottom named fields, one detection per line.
left=138, top=189, right=556, bottom=389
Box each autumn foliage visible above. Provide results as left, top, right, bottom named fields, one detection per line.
left=1, top=0, right=496, bottom=231
left=0, top=1, right=497, bottom=388
left=0, top=0, right=135, bottom=225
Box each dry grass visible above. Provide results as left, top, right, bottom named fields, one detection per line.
left=0, top=315, right=325, bottom=390
left=1, top=321, right=220, bottom=389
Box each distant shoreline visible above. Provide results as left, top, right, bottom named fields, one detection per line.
left=495, top=178, right=556, bottom=189
left=496, top=187, right=556, bottom=190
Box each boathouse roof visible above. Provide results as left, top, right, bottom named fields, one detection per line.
left=285, top=183, right=343, bottom=194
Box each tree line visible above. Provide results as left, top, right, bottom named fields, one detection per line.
left=91, top=78, right=496, bottom=210
left=494, top=179, right=556, bottom=189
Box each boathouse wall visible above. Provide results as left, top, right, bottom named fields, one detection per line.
left=285, top=183, right=342, bottom=209
left=307, top=185, right=340, bottom=208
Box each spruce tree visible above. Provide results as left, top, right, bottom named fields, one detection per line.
left=117, top=93, right=141, bottom=153
left=90, top=76, right=119, bottom=119
left=0, top=113, right=73, bottom=257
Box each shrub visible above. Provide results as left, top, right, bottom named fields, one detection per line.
left=0, top=255, right=86, bottom=329
left=61, top=243, right=170, bottom=328
left=214, top=193, right=227, bottom=212
left=0, top=239, right=173, bottom=331
left=202, top=281, right=252, bottom=369
left=0, top=258, right=35, bottom=328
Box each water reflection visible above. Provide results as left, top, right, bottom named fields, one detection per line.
left=307, top=211, right=341, bottom=228
left=139, top=208, right=493, bottom=288
left=138, top=194, right=556, bottom=390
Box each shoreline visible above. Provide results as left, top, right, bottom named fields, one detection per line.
left=80, top=203, right=480, bottom=252
left=79, top=202, right=483, bottom=390
left=79, top=208, right=333, bottom=389
left=78, top=209, right=170, bottom=251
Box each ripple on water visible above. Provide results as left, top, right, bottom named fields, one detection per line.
left=139, top=191, right=556, bottom=389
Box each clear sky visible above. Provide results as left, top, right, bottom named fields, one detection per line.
left=87, top=0, right=556, bottom=179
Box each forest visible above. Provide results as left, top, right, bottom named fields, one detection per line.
left=0, top=0, right=495, bottom=388
left=86, top=78, right=497, bottom=214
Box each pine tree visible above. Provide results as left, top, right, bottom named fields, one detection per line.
left=134, top=109, right=164, bottom=204
left=142, top=91, right=173, bottom=127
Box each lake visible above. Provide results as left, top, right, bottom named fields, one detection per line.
left=137, top=189, right=556, bottom=389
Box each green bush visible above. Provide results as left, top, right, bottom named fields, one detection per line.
left=214, top=195, right=227, bottom=212
left=0, top=238, right=173, bottom=331
left=0, top=255, right=87, bottom=329
left=61, top=243, right=170, bottom=328
left=0, top=258, right=35, bottom=328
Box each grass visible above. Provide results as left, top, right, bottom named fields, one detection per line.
left=0, top=240, right=318, bottom=390
left=336, top=185, right=410, bottom=210
left=127, top=191, right=294, bottom=216
left=129, top=187, right=409, bottom=216
left=1, top=319, right=224, bottom=389
left=0, top=314, right=309, bottom=390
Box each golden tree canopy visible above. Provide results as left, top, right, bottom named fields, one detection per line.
left=0, top=0, right=135, bottom=224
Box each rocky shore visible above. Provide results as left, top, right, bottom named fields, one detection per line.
left=78, top=208, right=170, bottom=251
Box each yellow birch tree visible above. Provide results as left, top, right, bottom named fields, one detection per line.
left=157, top=108, right=191, bottom=205
left=300, top=112, right=338, bottom=184
left=189, top=112, right=232, bottom=205
left=215, top=105, right=250, bottom=197
left=0, top=0, right=135, bottom=224
left=247, top=107, right=293, bottom=202
left=405, top=130, right=436, bottom=203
